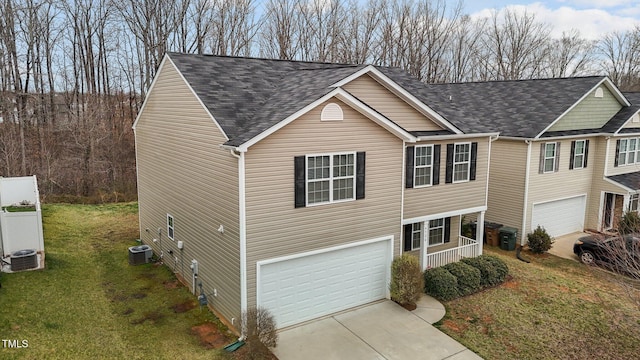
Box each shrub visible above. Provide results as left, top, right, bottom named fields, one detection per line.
left=618, top=211, right=640, bottom=234
left=482, top=255, right=509, bottom=283
left=241, top=307, right=277, bottom=359
left=443, top=262, right=481, bottom=296
left=527, top=225, right=553, bottom=254
left=461, top=257, right=499, bottom=287
left=424, top=267, right=459, bottom=301
left=389, top=254, right=424, bottom=305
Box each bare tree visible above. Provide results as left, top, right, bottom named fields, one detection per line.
left=598, top=27, right=640, bottom=91
left=544, top=30, right=596, bottom=78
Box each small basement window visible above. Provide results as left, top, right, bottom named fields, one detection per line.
left=167, top=214, right=174, bottom=240
left=321, top=103, right=343, bottom=121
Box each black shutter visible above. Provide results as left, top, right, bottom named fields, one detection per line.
left=614, top=139, right=620, bottom=167
left=584, top=140, right=590, bottom=168
left=470, top=142, right=478, bottom=181
left=432, top=144, right=441, bottom=185
left=445, top=144, right=454, bottom=183
left=294, top=156, right=306, bottom=208
left=356, top=152, right=365, bottom=199
left=554, top=143, right=561, bottom=172
left=569, top=141, right=576, bottom=170
left=539, top=143, right=545, bottom=174
left=403, top=224, right=413, bottom=252
left=444, top=217, right=451, bottom=243
left=405, top=146, right=414, bottom=188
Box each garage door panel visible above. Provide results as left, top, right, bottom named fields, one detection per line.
left=531, top=196, right=586, bottom=237
left=258, top=238, right=391, bottom=328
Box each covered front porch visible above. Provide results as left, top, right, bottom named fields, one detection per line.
left=403, top=209, right=485, bottom=269
left=602, top=171, right=640, bottom=232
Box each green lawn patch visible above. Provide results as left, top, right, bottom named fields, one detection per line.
left=0, top=203, right=235, bottom=359
left=436, top=248, right=640, bottom=360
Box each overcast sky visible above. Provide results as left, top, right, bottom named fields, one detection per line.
left=464, top=0, right=639, bottom=39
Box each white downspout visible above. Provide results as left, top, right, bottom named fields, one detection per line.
left=521, top=140, right=533, bottom=245
left=230, top=149, right=247, bottom=336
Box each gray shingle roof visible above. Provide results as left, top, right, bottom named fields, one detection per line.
left=607, top=171, right=640, bottom=191
left=168, top=53, right=365, bottom=146
left=602, top=92, right=640, bottom=133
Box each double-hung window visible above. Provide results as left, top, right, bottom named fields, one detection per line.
left=630, top=194, right=639, bottom=212
left=411, top=223, right=422, bottom=250
left=414, top=145, right=433, bottom=187
left=167, top=214, right=174, bottom=240
left=544, top=143, right=557, bottom=173
left=453, top=143, right=471, bottom=182
left=618, top=139, right=629, bottom=166
left=572, top=140, right=586, bottom=169
left=428, top=218, right=445, bottom=246
left=307, top=153, right=355, bottom=205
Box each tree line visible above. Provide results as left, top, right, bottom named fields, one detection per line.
left=1, top=0, right=639, bottom=201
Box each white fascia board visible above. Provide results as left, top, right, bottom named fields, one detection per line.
left=331, top=65, right=462, bottom=135
left=132, top=54, right=230, bottom=142
left=535, top=77, right=630, bottom=139
left=614, top=109, right=640, bottom=135
left=603, top=176, right=634, bottom=193
left=132, top=55, right=169, bottom=130
left=238, top=88, right=416, bottom=152
left=416, top=132, right=499, bottom=141
left=403, top=205, right=487, bottom=225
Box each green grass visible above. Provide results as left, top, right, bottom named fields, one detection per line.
left=0, top=203, right=234, bottom=359
left=436, top=248, right=640, bottom=360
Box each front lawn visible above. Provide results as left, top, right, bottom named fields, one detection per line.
left=437, top=247, right=640, bottom=360
left=0, top=203, right=234, bottom=359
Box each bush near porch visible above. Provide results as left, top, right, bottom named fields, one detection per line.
left=424, top=255, right=509, bottom=300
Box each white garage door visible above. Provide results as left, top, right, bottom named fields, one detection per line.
left=531, top=196, right=586, bottom=237
left=257, top=238, right=391, bottom=329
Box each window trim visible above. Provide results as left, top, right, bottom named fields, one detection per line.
left=572, top=140, right=586, bottom=169
left=305, top=151, right=357, bottom=206
left=414, top=145, right=434, bottom=188
left=630, top=194, right=639, bottom=212
left=543, top=142, right=557, bottom=173
left=452, top=142, right=471, bottom=183
left=428, top=218, right=445, bottom=247
left=411, top=222, right=422, bottom=250
left=167, top=214, right=174, bottom=240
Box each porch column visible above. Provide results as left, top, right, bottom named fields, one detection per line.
left=422, top=221, right=428, bottom=270
left=476, top=211, right=485, bottom=255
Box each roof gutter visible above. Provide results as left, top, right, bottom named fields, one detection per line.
left=416, top=132, right=499, bottom=141
left=220, top=144, right=246, bottom=153
left=499, top=133, right=612, bottom=142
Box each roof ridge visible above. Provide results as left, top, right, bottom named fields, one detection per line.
left=429, top=75, right=606, bottom=86
left=168, top=51, right=359, bottom=67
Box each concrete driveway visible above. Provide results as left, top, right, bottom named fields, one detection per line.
left=548, top=232, right=588, bottom=261
left=273, top=296, right=482, bottom=360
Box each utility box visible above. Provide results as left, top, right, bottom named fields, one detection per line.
left=499, top=227, right=518, bottom=251
left=128, top=245, right=153, bottom=265
left=484, top=222, right=503, bottom=247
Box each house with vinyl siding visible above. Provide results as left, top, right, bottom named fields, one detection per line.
left=133, top=53, right=495, bottom=332
left=417, top=77, right=640, bottom=244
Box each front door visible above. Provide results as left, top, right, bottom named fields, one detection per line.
left=603, top=193, right=615, bottom=229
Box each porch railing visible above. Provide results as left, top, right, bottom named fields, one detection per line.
left=424, top=235, right=481, bottom=269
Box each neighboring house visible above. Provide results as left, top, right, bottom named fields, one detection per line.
left=134, top=53, right=494, bottom=331
left=422, top=77, right=640, bottom=244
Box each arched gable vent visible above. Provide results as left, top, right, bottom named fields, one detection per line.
left=321, top=103, right=344, bottom=121
left=594, top=87, right=604, bottom=98
left=633, top=114, right=640, bottom=123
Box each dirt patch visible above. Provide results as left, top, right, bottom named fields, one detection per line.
left=171, top=300, right=197, bottom=313
left=502, top=275, right=519, bottom=289
left=122, top=308, right=134, bottom=315
left=131, top=311, right=164, bottom=325
left=163, top=280, right=181, bottom=290
left=442, top=319, right=468, bottom=333
left=191, top=323, right=229, bottom=349
left=131, top=292, right=147, bottom=299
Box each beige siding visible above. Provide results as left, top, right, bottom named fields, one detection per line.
left=621, top=113, right=640, bottom=130
left=244, top=99, right=403, bottom=309
left=524, top=138, right=596, bottom=236
left=485, top=139, right=527, bottom=234
left=605, top=136, right=640, bottom=176
left=135, top=59, right=241, bottom=327
left=343, top=74, right=443, bottom=132
left=548, top=86, right=623, bottom=132
left=403, top=138, right=489, bottom=220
